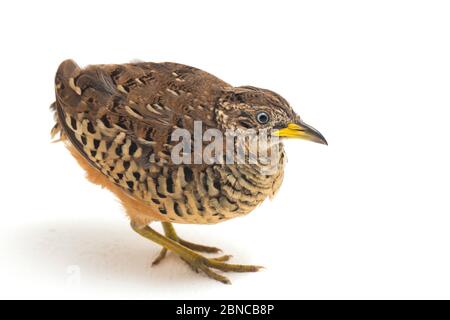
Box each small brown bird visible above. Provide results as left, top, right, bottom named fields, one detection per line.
left=51, top=59, right=327, bottom=284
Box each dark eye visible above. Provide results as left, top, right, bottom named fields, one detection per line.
left=256, top=111, right=270, bottom=124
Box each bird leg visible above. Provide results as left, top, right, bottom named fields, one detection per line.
left=147, top=222, right=231, bottom=266
left=152, top=222, right=223, bottom=265
left=131, top=222, right=263, bottom=284
left=152, top=222, right=231, bottom=266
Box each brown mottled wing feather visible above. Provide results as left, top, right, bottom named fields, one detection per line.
left=54, top=59, right=230, bottom=166
left=53, top=60, right=232, bottom=217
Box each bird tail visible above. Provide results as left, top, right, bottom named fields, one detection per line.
left=49, top=102, right=62, bottom=141
left=50, top=59, right=83, bottom=142
left=54, top=59, right=83, bottom=111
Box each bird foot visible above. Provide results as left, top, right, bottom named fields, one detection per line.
left=151, top=232, right=222, bottom=266
left=151, top=239, right=262, bottom=284
left=151, top=240, right=223, bottom=266
left=138, top=222, right=263, bottom=284
left=180, top=253, right=263, bottom=285
left=152, top=222, right=262, bottom=284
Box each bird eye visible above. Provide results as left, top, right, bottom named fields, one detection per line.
left=256, top=111, right=270, bottom=124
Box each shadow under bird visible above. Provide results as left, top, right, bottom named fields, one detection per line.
left=50, top=59, right=327, bottom=284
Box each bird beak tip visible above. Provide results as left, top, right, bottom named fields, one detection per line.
left=273, top=121, right=328, bottom=146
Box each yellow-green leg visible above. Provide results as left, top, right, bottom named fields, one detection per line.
left=153, top=222, right=223, bottom=265
left=131, top=222, right=263, bottom=284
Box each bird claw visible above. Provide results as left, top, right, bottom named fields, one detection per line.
left=210, top=254, right=233, bottom=262
left=151, top=248, right=168, bottom=266
left=185, top=255, right=263, bottom=284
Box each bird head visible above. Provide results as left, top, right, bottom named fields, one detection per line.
left=217, top=86, right=327, bottom=145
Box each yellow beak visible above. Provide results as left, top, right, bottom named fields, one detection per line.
left=273, top=121, right=328, bottom=145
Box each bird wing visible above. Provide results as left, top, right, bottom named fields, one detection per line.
left=53, top=60, right=230, bottom=196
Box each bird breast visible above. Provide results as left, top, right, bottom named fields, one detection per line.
left=139, top=149, right=286, bottom=224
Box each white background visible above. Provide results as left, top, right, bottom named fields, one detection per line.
left=0, top=0, right=449, bottom=299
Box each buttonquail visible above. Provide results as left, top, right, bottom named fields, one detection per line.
left=51, top=59, right=327, bottom=284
